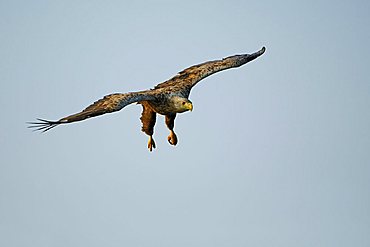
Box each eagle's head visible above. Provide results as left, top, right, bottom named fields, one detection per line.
left=172, top=96, right=193, bottom=113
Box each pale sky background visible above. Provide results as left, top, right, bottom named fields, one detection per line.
left=1, top=0, right=369, bottom=246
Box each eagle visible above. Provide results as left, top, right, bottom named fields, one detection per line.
left=28, top=47, right=266, bottom=151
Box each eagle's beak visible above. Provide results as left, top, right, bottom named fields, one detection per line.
left=188, top=103, right=193, bottom=111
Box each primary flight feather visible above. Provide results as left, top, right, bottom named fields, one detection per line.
left=28, top=47, right=266, bottom=151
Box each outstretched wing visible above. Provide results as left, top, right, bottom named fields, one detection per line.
left=28, top=91, right=157, bottom=132
left=155, top=47, right=265, bottom=90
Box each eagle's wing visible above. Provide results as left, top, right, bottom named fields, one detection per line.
left=155, top=47, right=265, bottom=90
left=28, top=91, right=157, bottom=132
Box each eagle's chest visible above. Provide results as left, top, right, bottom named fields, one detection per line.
left=148, top=100, right=177, bottom=115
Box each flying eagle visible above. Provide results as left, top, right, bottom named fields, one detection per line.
left=28, top=47, right=266, bottom=151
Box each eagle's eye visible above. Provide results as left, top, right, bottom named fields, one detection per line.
left=182, top=102, right=186, bottom=105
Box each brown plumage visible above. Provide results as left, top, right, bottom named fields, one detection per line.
left=28, top=47, right=266, bottom=151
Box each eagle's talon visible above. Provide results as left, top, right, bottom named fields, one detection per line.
left=148, top=136, right=156, bottom=151
left=167, top=131, right=178, bottom=146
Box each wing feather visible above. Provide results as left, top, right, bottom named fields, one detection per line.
left=28, top=91, right=157, bottom=132
left=155, top=47, right=265, bottom=89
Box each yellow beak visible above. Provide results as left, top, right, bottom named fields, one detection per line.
left=187, top=102, right=193, bottom=111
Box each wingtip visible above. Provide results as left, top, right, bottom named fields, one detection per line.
left=246, top=46, right=266, bottom=61
left=260, top=46, right=266, bottom=54
left=27, top=118, right=61, bottom=132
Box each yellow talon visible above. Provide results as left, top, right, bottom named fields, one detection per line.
left=167, top=130, right=178, bottom=146
left=148, top=136, right=156, bottom=151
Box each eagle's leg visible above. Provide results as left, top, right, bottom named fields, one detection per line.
left=140, top=102, right=157, bottom=151
left=165, top=113, right=178, bottom=146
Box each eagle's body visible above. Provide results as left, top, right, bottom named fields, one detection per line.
left=29, top=47, right=266, bottom=151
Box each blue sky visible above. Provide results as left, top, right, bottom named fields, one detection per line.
left=1, top=1, right=369, bottom=246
